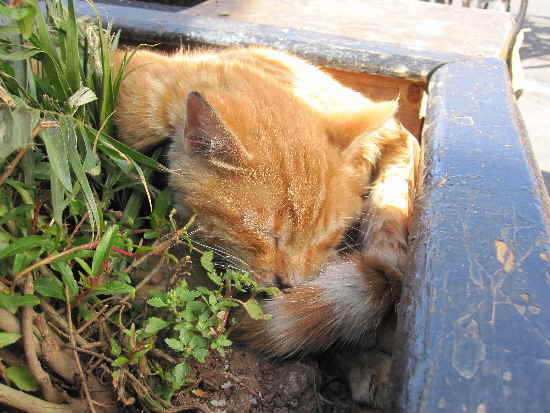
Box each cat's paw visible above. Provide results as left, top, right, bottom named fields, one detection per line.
left=363, top=232, right=408, bottom=279
left=336, top=317, right=397, bottom=410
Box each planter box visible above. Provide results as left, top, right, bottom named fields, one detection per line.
left=73, top=0, right=550, bottom=411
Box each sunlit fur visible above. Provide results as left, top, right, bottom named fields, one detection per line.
left=236, top=254, right=402, bottom=357
left=114, top=47, right=419, bottom=356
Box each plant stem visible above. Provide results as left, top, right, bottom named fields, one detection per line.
left=13, top=241, right=100, bottom=286
left=0, top=383, right=76, bottom=413
left=65, top=285, right=98, bottom=413
left=22, top=277, right=62, bottom=403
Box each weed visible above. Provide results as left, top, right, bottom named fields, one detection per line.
left=0, top=0, right=271, bottom=410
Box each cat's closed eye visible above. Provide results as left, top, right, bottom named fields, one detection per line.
left=259, top=229, right=281, bottom=248
left=270, top=233, right=281, bottom=248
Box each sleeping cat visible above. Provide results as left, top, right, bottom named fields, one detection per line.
left=114, top=47, right=419, bottom=357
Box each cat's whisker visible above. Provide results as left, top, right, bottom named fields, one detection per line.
left=175, top=227, right=249, bottom=267
left=216, top=262, right=252, bottom=275
left=187, top=237, right=252, bottom=270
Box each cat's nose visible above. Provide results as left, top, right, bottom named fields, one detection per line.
left=274, top=274, right=293, bottom=290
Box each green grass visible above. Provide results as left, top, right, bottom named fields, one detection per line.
left=0, top=0, right=274, bottom=410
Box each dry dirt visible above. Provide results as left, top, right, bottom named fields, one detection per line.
left=171, top=346, right=380, bottom=413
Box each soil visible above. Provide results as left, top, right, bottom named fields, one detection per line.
left=172, top=346, right=364, bottom=413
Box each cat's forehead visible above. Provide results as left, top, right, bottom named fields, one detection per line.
left=206, top=81, right=326, bottom=140
left=241, top=160, right=360, bottom=228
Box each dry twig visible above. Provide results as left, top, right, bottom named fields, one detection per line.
left=34, top=314, right=78, bottom=382
left=40, top=300, right=89, bottom=347
left=13, top=241, right=100, bottom=287
left=75, top=304, right=109, bottom=336
left=22, top=276, right=62, bottom=403
left=65, top=286, right=98, bottom=413
left=0, top=382, right=76, bottom=413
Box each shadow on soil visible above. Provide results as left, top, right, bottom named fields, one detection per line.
left=521, top=15, right=550, bottom=66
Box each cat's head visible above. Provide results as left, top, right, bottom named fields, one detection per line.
left=168, top=90, right=396, bottom=288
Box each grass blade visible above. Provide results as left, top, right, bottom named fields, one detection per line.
left=40, top=121, right=72, bottom=191
left=49, top=167, right=66, bottom=224
left=97, top=19, right=114, bottom=135
left=31, top=0, right=70, bottom=100
left=65, top=121, right=100, bottom=231
left=64, top=0, right=81, bottom=92
left=91, top=224, right=118, bottom=277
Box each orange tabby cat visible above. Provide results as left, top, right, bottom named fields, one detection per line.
left=114, top=47, right=419, bottom=357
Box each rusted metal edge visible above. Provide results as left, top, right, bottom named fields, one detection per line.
left=393, top=57, right=550, bottom=413
left=70, top=0, right=472, bottom=81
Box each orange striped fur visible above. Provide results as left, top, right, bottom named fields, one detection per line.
left=114, top=47, right=419, bottom=356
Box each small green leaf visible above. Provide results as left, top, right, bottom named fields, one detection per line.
left=0, top=236, right=50, bottom=260
left=51, top=261, right=78, bottom=297
left=0, top=332, right=22, bottom=348
left=172, top=362, right=190, bottom=386
left=93, top=280, right=135, bottom=297
left=242, top=298, right=270, bottom=320
left=5, top=366, right=39, bottom=392
left=207, top=271, right=222, bottom=286
left=91, top=225, right=119, bottom=277
left=73, top=257, right=93, bottom=277
left=208, top=294, right=217, bottom=306
left=115, top=271, right=131, bottom=284
left=196, top=287, right=211, bottom=295
left=0, top=293, right=40, bottom=314
left=144, top=317, right=168, bottom=336
left=186, top=300, right=205, bottom=313
left=151, top=191, right=171, bottom=230
left=219, top=337, right=232, bottom=347
left=175, top=289, right=201, bottom=303
left=189, top=335, right=207, bottom=349
left=257, top=286, right=282, bottom=296
left=178, top=330, right=194, bottom=346
left=129, top=343, right=152, bottom=365
left=112, top=357, right=129, bottom=367
left=200, top=251, right=215, bottom=273
left=79, top=304, right=96, bottom=322
left=35, top=277, right=65, bottom=301
left=12, top=253, right=34, bottom=275
left=110, top=337, right=121, bottom=356
left=165, top=338, right=184, bottom=352
left=147, top=296, right=167, bottom=308
left=192, top=348, right=209, bottom=363
left=181, top=309, right=196, bottom=322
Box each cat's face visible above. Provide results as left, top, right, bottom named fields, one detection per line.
left=169, top=91, right=395, bottom=287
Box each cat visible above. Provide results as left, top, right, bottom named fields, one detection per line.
left=113, top=46, right=419, bottom=357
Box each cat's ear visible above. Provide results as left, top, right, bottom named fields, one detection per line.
left=183, top=91, right=250, bottom=166
left=326, top=100, right=398, bottom=150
